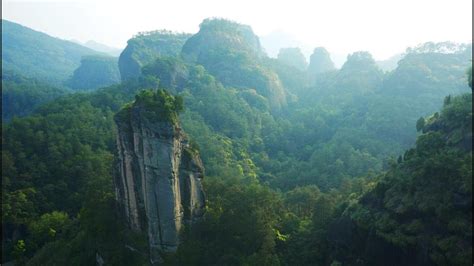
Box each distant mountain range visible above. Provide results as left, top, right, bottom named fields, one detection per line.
left=71, top=39, right=123, bottom=57
left=2, top=19, right=105, bottom=85
left=259, top=30, right=382, bottom=69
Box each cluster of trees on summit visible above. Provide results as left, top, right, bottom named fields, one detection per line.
left=1, top=18, right=472, bottom=265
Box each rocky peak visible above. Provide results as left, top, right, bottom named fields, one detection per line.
left=341, top=51, right=378, bottom=71
left=334, top=51, right=383, bottom=92
left=181, top=18, right=287, bottom=110
left=181, top=18, right=265, bottom=61
left=308, top=47, right=335, bottom=75
left=277, top=47, right=308, bottom=71
left=114, top=89, right=205, bottom=264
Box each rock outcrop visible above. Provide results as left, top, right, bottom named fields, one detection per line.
left=114, top=90, right=205, bottom=264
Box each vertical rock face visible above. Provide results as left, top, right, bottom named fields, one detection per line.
left=114, top=90, right=205, bottom=264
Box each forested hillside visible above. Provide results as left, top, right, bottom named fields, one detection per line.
left=67, top=55, right=120, bottom=91
left=1, top=71, right=69, bottom=121
left=1, top=20, right=102, bottom=85
left=1, top=18, right=472, bottom=265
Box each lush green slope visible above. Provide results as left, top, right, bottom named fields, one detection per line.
left=326, top=92, right=472, bottom=265
left=2, top=70, right=69, bottom=121
left=1, top=20, right=102, bottom=85
left=67, top=55, right=120, bottom=91
left=270, top=44, right=472, bottom=191
left=1, top=62, right=278, bottom=263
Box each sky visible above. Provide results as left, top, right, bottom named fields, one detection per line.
left=2, top=0, right=472, bottom=60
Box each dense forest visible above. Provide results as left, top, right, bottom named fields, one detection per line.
left=1, top=18, right=472, bottom=266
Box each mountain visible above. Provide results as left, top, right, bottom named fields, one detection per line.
left=1, top=20, right=102, bottom=85
left=67, top=55, right=120, bottom=91
left=2, top=70, right=69, bottom=121
left=335, top=51, right=384, bottom=92
left=382, top=42, right=472, bottom=98
left=181, top=18, right=287, bottom=110
left=83, top=40, right=122, bottom=57
left=307, top=47, right=336, bottom=81
left=277, top=47, right=308, bottom=71
left=118, top=30, right=191, bottom=81
left=376, top=53, right=404, bottom=72
left=327, top=92, right=472, bottom=265
left=1, top=18, right=472, bottom=266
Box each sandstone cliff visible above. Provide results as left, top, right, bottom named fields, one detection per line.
left=114, top=90, right=205, bottom=264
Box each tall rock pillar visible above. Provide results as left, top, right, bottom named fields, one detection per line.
left=114, top=90, right=205, bottom=264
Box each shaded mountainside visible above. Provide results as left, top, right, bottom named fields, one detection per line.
left=118, top=30, right=191, bottom=81
left=67, top=55, right=120, bottom=91
left=327, top=93, right=472, bottom=265
left=2, top=70, right=69, bottom=121
left=287, top=45, right=472, bottom=188
left=1, top=20, right=102, bottom=85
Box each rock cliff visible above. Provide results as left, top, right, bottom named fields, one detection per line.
left=114, top=90, right=205, bottom=264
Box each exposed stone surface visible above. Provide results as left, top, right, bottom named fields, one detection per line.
left=114, top=99, right=205, bottom=264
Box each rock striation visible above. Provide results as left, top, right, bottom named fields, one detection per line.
left=114, top=90, right=205, bottom=264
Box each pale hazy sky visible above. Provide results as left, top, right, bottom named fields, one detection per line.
left=2, top=0, right=472, bottom=60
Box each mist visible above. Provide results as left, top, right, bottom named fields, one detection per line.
left=3, top=0, right=472, bottom=61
